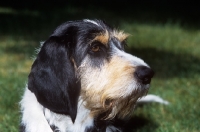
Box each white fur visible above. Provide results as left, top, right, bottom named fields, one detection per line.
left=20, top=88, right=53, bottom=132
left=45, top=99, right=94, bottom=132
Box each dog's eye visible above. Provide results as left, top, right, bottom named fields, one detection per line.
left=90, top=41, right=103, bottom=53
left=89, top=41, right=107, bottom=55
left=91, top=45, right=100, bottom=52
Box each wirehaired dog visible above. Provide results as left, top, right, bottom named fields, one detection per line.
left=20, top=19, right=168, bottom=132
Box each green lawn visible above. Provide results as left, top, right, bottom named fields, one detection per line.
left=0, top=4, right=200, bottom=132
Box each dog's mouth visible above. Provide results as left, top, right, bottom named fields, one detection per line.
left=98, top=88, right=149, bottom=120
left=81, top=80, right=151, bottom=120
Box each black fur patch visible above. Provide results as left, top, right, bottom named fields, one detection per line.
left=50, top=125, right=60, bottom=132
left=85, top=113, right=124, bottom=132
left=19, top=124, right=26, bottom=132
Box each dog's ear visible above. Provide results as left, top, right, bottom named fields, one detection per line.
left=28, top=22, right=80, bottom=123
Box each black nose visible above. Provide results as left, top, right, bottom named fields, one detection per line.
left=135, top=66, right=154, bottom=84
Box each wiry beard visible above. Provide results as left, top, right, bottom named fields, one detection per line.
left=76, top=56, right=149, bottom=120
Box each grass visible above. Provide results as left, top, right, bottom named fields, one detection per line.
left=0, top=3, right=200, bottom=132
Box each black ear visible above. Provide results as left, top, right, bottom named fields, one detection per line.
left=28, top=22, right=81, bottom=123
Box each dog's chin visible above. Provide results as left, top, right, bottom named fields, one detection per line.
left=94, top=83, right=150, bottom=120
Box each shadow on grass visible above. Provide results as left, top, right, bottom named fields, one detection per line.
left=123, top=116, right=158, bottom=132
left=4, top=42, right=38, bottom=57
left=127, top=47, right=200, bottom=79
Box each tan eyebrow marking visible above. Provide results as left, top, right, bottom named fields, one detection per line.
left=92, top=30, right=109, bottom=46
left=112, top=30, right=130, bottom=42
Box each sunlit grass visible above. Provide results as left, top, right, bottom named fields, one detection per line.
left=0, top=36, right=34, bottom=131
left=122, top=22, right=200, bottom=56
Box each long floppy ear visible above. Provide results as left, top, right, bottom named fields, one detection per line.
left=28, top=22, right=80, bottom=123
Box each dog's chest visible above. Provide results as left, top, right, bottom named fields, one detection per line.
left=44, top=101, right=122, bottom=132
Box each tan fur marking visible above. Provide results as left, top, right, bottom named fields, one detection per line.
left=93, top=30, right=109, bottom=45
left=112, top=30, right=129, bottom=42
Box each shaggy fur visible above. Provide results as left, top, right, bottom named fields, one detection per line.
left=20, top=19, right=168, bottom=132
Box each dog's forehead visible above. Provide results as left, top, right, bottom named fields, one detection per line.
left=83, top=19, right=129, bottom=45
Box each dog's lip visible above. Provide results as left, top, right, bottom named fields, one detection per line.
left=132, top=84, right=150, bottom=97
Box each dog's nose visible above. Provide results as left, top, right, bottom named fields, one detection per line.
left=135, top=66, right=154, bottom=84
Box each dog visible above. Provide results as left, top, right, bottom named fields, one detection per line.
left=20, top=19, right=168, bottom=132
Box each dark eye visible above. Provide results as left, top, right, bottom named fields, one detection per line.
left=90, top=41, right=103, bottom=53
left=91, top=45, right=100, bottom=52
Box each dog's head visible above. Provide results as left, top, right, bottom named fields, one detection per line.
left=28, top=19, right=154, bottom=122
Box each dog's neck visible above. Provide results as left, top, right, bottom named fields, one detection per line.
left=44, top=97, right=122, bottom=132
